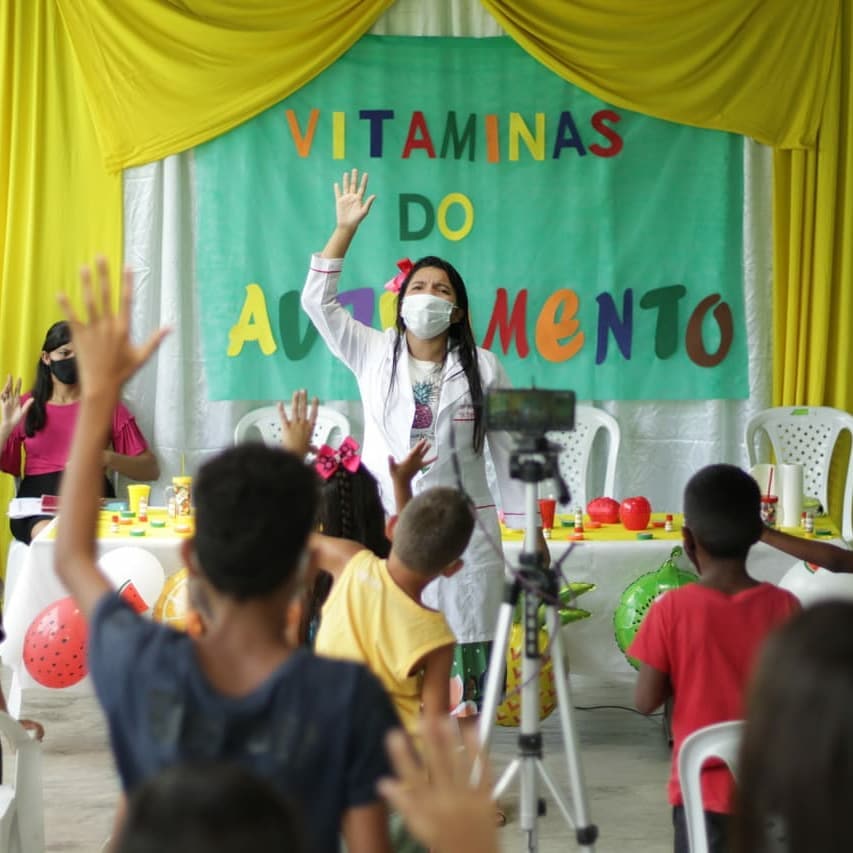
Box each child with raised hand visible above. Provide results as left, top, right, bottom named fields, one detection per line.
left=629, top=464, right=800, bottom=853
left=278, top=390, right=391, bottom=557
left=54, top=258, right=399, bottom=853
left=311, top=485, right=471, bottom=735
left=278, top=389, right=431, bottom=644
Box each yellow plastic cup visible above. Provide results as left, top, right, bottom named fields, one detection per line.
left=127, top=484, right=151, bottom=516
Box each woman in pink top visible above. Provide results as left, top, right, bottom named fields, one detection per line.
left=0, top=320, right=158, bottom=542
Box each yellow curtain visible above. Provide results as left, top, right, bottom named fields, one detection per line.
left=56, top=0, right=395, bottom=173
left=0, top=1, right=122, bottom=574
left=479, top=0, right=839, bottom=150
left=773, top=7, right=853, bottom=409
left=772, top=5, right=853, bottom=527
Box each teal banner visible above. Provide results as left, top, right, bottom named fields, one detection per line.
left=195, top=35, right=746, bottom=402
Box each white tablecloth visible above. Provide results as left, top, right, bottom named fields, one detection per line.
left=2, top=516, right=845, bottom=707
left=501, top=535, right=845, bottom=680
left=0, top=517, right=186, bottom=704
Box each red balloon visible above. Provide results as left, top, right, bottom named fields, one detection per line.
left=587, top=496, right=621, bottom=524
left=620, top=496, right=653, bottom=531
left=23, top=596, right=89, bottom=688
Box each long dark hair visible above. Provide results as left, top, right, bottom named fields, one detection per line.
left=319, top=465, right=389, bottom=557
left=25, top=321, right=71, bottom=437
left=734, top=603, right=853, bottom=853
left=387, top=256, right=485, bottom=453
left=301, top=464, right=390, bottom=644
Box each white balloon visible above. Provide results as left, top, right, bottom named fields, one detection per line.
left=801, top=568, right=853, bottom=607
left=778, top=560, right=853, bottom=607
left=98, top=547, right=166, bottom=616
left=778, top=560, right=818, bottom=601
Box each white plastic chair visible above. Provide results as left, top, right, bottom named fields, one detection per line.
left=0, top=712, right=44, bottom=853
left=678, top=720, right=743, bottom=853
left=233, top=405, right=351, bottom=449
left=545, top=405, right=621, bottom=510
left=745, top=406, right=853, bottom=541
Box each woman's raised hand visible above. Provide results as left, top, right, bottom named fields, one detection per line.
left=334, top=168, right=376, bottom=231
left=0, top=375, right=33, bottom=429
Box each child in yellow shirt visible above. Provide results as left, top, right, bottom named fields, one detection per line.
left=311, top=487, right=474, bottom=735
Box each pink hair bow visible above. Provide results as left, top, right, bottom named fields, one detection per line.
left=314, top=436, right=361, bottom=480
left=384, top=258, right=414, bottom=294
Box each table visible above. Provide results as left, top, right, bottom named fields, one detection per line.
left=0, top=509, right=190, bottom=711
left=501, top=512, right=847, bottom=680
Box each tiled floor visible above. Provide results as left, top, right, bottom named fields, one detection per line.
left=6, top=671, right=674, bottom=852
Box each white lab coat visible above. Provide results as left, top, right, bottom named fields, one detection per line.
left=302, top=254, right=528, bottom=643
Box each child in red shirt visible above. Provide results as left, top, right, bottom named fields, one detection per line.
left=629, top=464, right=800, bottom=853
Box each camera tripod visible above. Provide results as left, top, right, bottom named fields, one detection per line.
left=478, top=438, right=598, bottom=853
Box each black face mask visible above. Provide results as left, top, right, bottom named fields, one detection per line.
left=50, top=357, right=78, bottom=386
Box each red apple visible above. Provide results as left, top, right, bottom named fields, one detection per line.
left=620, top=496, right=652, bottom=530
left=587, top=497, right=621, bottom=524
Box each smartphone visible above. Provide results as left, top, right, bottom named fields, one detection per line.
left=484, top=389, right=576, bottom=434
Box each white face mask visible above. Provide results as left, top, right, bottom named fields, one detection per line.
left=401, top=294, right=455, bottom=340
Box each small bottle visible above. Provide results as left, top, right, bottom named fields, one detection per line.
left=111, top=514, right=120, bottom=534
left=664, top=513, right=674, bottom=533
left=167, top=495, right=176, bottom=519
left=760, top=495, right=778, bottom=527
left=138, top=497, right=148, bottom=524
left=801, top=511, right=808, bottom=529
left=804, top=511, right=815, bottom=534
left=574, top=507, right=584, bottom=533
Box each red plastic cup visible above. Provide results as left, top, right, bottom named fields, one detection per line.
left=538, top=498, right=557, bottom=530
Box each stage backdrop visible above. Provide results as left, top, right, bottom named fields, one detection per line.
left=195, top=35, right=745, bottom=402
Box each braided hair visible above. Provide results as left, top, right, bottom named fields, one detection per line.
left=302, top=463, right=390, bottom=643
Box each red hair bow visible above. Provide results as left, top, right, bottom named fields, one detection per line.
left=314, top=436, right=361, bottom=480
left=384, top=258, right=413, bottom=294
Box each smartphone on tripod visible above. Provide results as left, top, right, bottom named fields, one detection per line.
left=479, top=387, right=598, bottom=852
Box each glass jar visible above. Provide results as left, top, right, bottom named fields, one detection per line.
left=760, top=495, right=778, bottom=527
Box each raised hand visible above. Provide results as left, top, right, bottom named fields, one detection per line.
left=0, top=375, right=33, bottom=429
left=277, top=389, right=318, bottom=458
left=388, top=438, right=435, bottom=513
left=379, top=716, right=498, bottom=853
left=389, top=439, right=434, bottom=487
left=58, top=257, right=169, bottom=400
left=334, top=168, right=376, bottom=231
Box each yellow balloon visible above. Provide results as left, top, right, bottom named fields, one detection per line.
left=496, top=623, right=557, bottom=727
left=153, top=568, right=190, bottom=631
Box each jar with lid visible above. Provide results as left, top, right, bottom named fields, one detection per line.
left=760, top=495, right=778, bottom=527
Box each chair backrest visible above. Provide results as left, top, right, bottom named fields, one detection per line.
left=0, top=712, right=44, bottom=853
left=678, top=720, right=743, bottom=853
left=233, top=405, right=351, bottom=450
left=545, top=405, right=621, bottom=510
left=745, top=406, right=853, bottom=540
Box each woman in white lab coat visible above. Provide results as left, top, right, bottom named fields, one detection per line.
left=302, top=169, right=544, bottom=718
